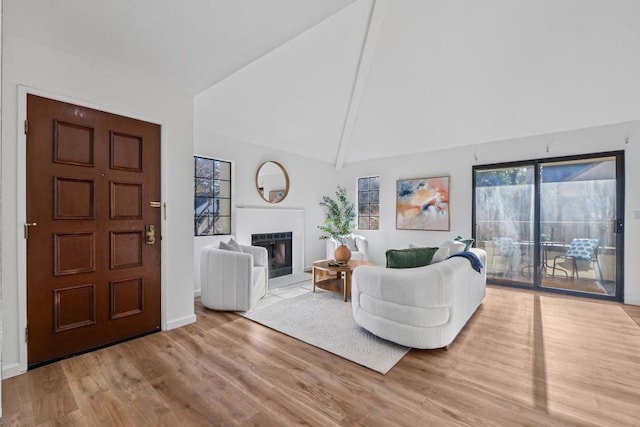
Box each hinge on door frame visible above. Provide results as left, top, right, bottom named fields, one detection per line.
left=24, top=222, right=37, bottom=239
left=25, top=325, right=29, bottom=343
left=24, top=119, right=29, bottom=135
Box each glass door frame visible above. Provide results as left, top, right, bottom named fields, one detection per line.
left=472, top=150, right=624, bottom=302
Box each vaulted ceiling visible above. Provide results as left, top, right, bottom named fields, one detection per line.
left=6, top=0, right=640, bottom=166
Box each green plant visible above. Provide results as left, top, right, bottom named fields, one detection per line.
left=318, top=186, right=356, bottom=243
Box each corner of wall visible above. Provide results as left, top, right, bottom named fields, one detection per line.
left=166, top=314, right=197, bottom=331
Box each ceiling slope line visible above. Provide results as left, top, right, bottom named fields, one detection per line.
left=199, top=1, right=359, bottom=94
left=197, top=127, right=338, bottom=166
left=334, top=0, right=386, bottom=170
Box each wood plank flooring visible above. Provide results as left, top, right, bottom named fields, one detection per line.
left=2, top=286, right=640, bottom=426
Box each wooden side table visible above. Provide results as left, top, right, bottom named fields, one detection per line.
left=312, top=259, right=373, bottom=302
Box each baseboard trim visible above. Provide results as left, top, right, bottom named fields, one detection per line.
left=166, top=314, right=197, bottom=330
left=194, top=289, right=201, bottom=297
left=624, top=297, right=640, bottom=306
left=2, top=362, right=26, bottom=380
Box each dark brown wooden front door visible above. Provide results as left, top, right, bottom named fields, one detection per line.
left=26, top=94, right=161, bottom=367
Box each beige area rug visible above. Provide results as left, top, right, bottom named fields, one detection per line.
left=242, top=286, right=410, bottom=374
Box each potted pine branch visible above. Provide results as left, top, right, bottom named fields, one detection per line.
left=318, top=186, right=356, bottom=262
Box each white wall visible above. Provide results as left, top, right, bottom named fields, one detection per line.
left=1, top=34, right=196, bottom=378
left=337, top=120, right=640, bottom=305
left=192, top=127, right=340, bottom=293
left=0, top=0, right=4, bottom=414
left=193, top=115, right=640, bottom=306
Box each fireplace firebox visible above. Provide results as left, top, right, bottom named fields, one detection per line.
left=251, top=232, right=293, bottom=279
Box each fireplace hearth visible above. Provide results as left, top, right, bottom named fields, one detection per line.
left=251, top=232, right=293, bottom=279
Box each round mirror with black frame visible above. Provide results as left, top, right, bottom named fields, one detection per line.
left=256, top=161, right=290, bottom=203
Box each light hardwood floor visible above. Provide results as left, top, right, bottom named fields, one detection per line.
left=2, top=286, right=640, bottom=426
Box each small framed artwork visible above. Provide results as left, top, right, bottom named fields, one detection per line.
left=396, top=176, right=450, bottom=231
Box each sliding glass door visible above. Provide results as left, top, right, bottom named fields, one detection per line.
left=539, top=156, right=619, bottom=296
left=474, top=165, right=535, bottom=286
left=473, top=152, right=624, bottom=300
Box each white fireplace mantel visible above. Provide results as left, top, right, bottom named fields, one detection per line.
left=235, top=207, right=305, bottom=275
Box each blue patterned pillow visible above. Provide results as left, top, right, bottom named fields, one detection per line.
left=565, top=238, right=598, bottom=260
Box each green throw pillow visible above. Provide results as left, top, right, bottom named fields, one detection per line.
left=454, top=236, right=474, bottom=251
left=386, top=247, right=439, bottom=269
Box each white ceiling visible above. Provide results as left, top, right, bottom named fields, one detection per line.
left=195, top=0, right=373, bottom=165
left=6, top=0, right=640, bottom=166
left=4, top=0, right=357, bottom=95
left=347, top=0, right=640, bottom=164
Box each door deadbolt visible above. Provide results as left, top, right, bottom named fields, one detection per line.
left=145, top=225, right=156, bottom=245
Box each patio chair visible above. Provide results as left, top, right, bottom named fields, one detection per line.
left=551, top=238, right=603, bottom=281
left=490, top=237, right=521, bottom=275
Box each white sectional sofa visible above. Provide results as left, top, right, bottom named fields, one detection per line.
left=351, top=248, right=487, bottom=349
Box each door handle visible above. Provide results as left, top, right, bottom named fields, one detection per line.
left=145, top=225, right=156, bottom=245
left=615, top=218, right=624, bottom=234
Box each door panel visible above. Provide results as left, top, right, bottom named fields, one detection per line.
left=474, top=165, right=535, bottom=286
left=539, top=157, right=618, bottom=296
left=53, top=232, right=96, bottom=275
left=54, top=177, right=95, bottom=219
left=27, top=94, right=161, bottom=367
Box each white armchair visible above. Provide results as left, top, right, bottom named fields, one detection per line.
left=325, top=233, right=369, bottom=261
left=200, top=243, right=268, bottom=311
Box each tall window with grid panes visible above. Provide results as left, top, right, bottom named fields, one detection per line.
left=357, top=176, right=379, bottom=230
left=194, top=156, right=231, bottom=236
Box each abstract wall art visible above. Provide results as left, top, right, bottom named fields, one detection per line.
left=396, top=176, right=450, bottom=231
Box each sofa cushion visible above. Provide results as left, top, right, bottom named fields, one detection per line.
left=386, top=247, right=438, bottom=268
left=359, top=293, right=450, bottom=327
left=432, top=247, right=450, bottom=263
left=408, top=244, right=450, bottom=264
left=454, top=235, right=474, bottom=251
left=440, top=240, right=466, bottom=256
left=219, top=240, right=241, bottom=252
left=228, top=238, right=242, bottom=251
left=343, top=235, right=358, bottom=251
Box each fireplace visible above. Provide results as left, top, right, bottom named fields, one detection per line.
left=251, top=232, right=293, bottom=279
